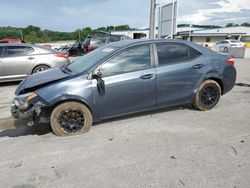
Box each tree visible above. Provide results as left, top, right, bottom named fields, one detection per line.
left=73, top=27, right=92, bottom=42
left=241, top=22, right=250, bottom=27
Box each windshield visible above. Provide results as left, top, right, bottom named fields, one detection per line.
left=67, top=46, right=117, bottom=74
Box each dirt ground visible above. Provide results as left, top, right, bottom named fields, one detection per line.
left=0, top=58, right=249, bottom=188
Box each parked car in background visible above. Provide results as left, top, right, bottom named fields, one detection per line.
left=56, top=45, right=70, bottom=52
left=0, top=43, right=70, bottom=82
left=82, top=35, right=131, bottom=54
left=0, top=38, right=24, bottom=44
left=216, top=40, right=245, bottom=53
left=238, top=35, right=250, bottom=47
left=11, top=39, right=236, bottom=136
left=67, top=43, right=82, bottom=56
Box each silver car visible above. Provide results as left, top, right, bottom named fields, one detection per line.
left=0, top=43, right=70, bottom=82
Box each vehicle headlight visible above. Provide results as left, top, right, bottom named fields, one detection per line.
left=14, top=92, right=38, bottom=110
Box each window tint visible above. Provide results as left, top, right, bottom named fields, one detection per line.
left=101, top=45, right=151, bottom=77
left=6, top=46, right=34, bottom=57
left=156, top=43, right=201, bottom=65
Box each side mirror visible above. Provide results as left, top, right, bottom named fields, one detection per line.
left=92, top=68, right=102, bottom=79
left=92, top=68, right=105, bottom=96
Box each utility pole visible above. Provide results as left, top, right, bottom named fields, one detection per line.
left=20, top=30, right=23, bottom=41
left=149, top=0, right=156, bottom=39
left=78, top=30, right=81, bottom=43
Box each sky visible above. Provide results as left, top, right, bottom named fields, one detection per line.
left=0, top=0, right=249, bottom=31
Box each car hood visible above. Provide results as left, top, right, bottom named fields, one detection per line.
left=15, top=68, right=70, bottom=95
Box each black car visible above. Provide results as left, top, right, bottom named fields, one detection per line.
left=82, top=35, right=131, bottom=53
left=67, top=43, right=82, bottom=56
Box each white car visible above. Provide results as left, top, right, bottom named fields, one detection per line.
left=215, top=40, right=245, bottom=53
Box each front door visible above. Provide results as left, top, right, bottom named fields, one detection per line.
left=93, top=44, right=157, bottom=119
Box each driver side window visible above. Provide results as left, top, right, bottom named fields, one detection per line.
left=100, top=45, right=151, bottom=77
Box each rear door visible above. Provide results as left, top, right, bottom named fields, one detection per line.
left=2, top=46, right=35, bottom=76
left=155, top=42, right=204, bottom=107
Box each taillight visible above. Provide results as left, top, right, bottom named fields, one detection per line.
left=226, top=58, right=234, bottom=66
left=86, top=45, right=93, bottom=52
left=55, top=53, right=68, bottom=58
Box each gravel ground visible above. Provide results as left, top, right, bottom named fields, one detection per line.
left=0, top=58, right=249, bottom=188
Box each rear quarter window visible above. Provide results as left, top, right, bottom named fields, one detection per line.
left=156, top=43, right=201, bottom=66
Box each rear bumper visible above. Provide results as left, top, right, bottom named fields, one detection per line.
left=222, top=65, right=237, bottom=94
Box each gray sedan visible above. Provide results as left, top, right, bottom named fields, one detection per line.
left=11, top=39, right=236, bottom=136
left=0, top=43, right=70, bottom=82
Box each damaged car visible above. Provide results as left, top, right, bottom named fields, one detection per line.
left=11, top=39, right=236, bottom=136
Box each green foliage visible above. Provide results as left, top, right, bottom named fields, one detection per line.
left=73, top=27, right=92, bottom=42
left=0, top=25, right=74, bottom=43
left=96, top=25, right=133, bottom=32
left=0, top=24, right=135, bottom=43
left=226, top=23, right=250, bottom=27
left=241, top=22, right=250, bottom=27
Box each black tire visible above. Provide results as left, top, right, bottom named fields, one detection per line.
left=224, top=47, right=228, bottom=53
left=50, top=102, right=92, bottom=136
left=32, top=65, right=50, bottom=74
left=193, top=80, right=221, bottom=111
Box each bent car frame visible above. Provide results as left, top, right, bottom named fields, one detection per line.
left=11, top=39, right=236, bottom=136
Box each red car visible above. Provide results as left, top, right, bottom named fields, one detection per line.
left=0, top=38, right=23, bottom=44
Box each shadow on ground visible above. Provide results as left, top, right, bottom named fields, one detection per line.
left=0, top=81, right=21, bottom=87
left=235, top=82, right=250, bottom=87
left=0, top=118, right=51, bottom=137
left=0, top=105, right=192, bottom=138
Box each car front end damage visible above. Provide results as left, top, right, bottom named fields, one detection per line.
left=11, top=92, right=51, bottom=126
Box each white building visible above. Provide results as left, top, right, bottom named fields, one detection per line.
left=111, top=29, right=149, bottom=39
left=111, top=26, right=250, bottom=47
left=178, top=26, right=250, bottom=45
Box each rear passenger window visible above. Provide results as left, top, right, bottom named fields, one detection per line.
left=156, top=43, right=201, bottom=65
left=6, top=46, right=34, bottom=57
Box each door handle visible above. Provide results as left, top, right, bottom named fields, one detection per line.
left=192, top=64, right=204, bottom=69
left=140, top=74, right=154, bottom=80
left=27, top=57, right=35, bottom=60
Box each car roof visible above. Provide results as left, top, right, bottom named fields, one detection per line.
left=105, top=39, right=220, bottom=58
left=0, top=43, right=37, bottom=47
left=106, top=39, right=197, bottom=48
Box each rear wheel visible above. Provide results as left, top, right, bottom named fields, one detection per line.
left=193, top=80, right=221, bottom=111
left=50, top=102, right=92, bottom=136
left=32, top=65, right=50, bottom=74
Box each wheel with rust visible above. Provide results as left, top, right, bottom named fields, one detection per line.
left=50, top=102, right=92, bottom=136
left=193, top=80, right=221, bottom=111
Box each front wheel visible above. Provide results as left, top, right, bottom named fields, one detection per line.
left=50, top=102, right=93, bottom=136
left=193, top=80, right=221, bottom=111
